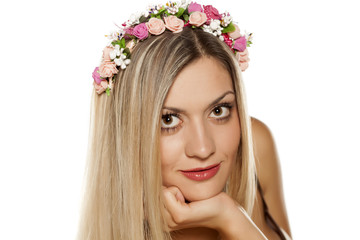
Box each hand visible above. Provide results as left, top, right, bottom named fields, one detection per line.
left=162, top=186, right=232, bottom=231
left=162, top=186, right=268, bottom=240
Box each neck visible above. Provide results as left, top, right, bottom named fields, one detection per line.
left=171, top=227, right=219, bottom=240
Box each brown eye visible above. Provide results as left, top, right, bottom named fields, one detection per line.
left=210, top=106, right=230, bottom=118
left=213, top=107, right=223, bottom=116
left=161, top=114, right=181, bottom=128
left=163, top=115, right=173, bottom=125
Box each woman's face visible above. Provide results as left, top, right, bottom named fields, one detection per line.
left=160, top=56, right=241, bottom=202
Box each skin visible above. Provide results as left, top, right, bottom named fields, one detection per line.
left=160, top=56, right=240, bottom=203
left=159, top=56, right=292, bottom=240
left=250, top=118, right=292, bottom=239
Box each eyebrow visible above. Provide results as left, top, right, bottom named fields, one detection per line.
left=162, top=90, right=235, bottom=113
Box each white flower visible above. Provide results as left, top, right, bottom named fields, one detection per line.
left=203, top=20, right=223, bottom=37
left=202, top=26, right=211, bottom=33
left=219, top=35, right=224, bottom=41
left=143, top=11, right=149, bottom=18
left=221, top=12, right=232, bottom=27
left=147, top=4, right=163, bottom=14
left=128, top=12, right=142, bottom=25
left=114, top=58, right=121, bottom=66
left=167, top=6, right=179, bottom=14
left=176, top=0, right=189, bottom=9
left=113, top=48, right=131, bottom=69
left=210, top=20, right=221, bottom=30
left=245, top=30, right=253, bottom=42
left=183, top=0, right=191, bottom=8
left=124, top=59, right=131, bottom=65
left=106, top=30, right=121, bottom=42
left=110, top=45, right=122, bottom=60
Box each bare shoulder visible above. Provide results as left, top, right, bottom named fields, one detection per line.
left=251, top=117, right=279, bottom=192
left=251, top=117, right=292, bottom=238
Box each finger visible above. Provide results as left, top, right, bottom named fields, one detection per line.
left=175, top=189, right=185, bottom=203
left=161, top=187, right=186, bottom=231
left=162, top=206, right=175, bottom=231
left=164, top=186, right=185, bottom=204
left=163, top=204, right=183, bottom=231
left=162, top=187, right=190, bottom=225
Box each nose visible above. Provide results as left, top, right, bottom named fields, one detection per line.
left=184, top=119, right=216, bottom=160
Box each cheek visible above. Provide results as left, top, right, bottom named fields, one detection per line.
left=159, top=136, right=183, bottom=185
left=215, top=113, right=241, bottom=162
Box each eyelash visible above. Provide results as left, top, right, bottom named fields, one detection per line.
left=161, top=102, right=233, bottom=133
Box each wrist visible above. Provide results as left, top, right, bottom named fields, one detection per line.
left=217, top=204, right=268, bottom=240
left=216, top=205, right=244, bottom=240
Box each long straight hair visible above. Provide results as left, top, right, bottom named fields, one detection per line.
left=77, top=27, right=256, bottom=240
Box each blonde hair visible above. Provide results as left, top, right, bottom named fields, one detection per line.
left=77, top=28, right=256, bottom=240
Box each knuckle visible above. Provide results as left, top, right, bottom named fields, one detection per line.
left=168, top=221, right=177, bottom=229
left=172, top=211, right=186, bottom=224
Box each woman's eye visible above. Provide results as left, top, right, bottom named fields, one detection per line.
left=161, top=114, right=181, bottom=129
left=209, top=106, right=230, bottom=119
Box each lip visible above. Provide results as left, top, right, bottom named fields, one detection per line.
left=180, top=163, right=221, bottom=181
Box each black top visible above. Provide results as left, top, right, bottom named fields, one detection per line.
left=256, top=177, right=287, bottom=240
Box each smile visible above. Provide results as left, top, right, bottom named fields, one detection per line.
left=180, top=163, right=221, bottom=181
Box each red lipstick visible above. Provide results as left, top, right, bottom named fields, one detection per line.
left=180, top=163, right=221, bottom=181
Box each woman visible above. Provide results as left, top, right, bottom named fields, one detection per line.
left=78, top=2, right=291, bottom=239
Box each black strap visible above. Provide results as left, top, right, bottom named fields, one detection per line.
left=256, top=176, right=287, bottom=240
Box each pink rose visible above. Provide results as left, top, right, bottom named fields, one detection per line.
left=124, top=27, right=133, bottom=39
left=133, top=23, right=149, bottom=40
left=189, top=11, right=207, bottom=27
left=235, top=49, right=250, bottom=72
left=146, top=18, right=166, bottom=35
left=92, top=67, right=102, bottom=85
left=125, top=27, right=133, bottom=35
left=203, top=5, right=222, bottom=24
left=188, top=2, right=203, bottom=13
left=99, top=61, right=118, bottom=78
left=228, top=24, right=241, bottom=40
left=93, top=80, right=108, bottom=95
left=222, top=34, right=233, bottom=49
left=233, top=36, right=247, bottom=52
left=102, top=46, right=114, bottom=61
left=164, top=16, right=185, bottom=33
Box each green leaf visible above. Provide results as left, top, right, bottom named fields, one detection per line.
left=150, top=7, right=167, bottom=18
left=175, top=8, right=185, bottom=17
left=124, top=48, right=131, bottom=56
left=120, top=38, right=126, bottom=48
left=139, top=15, right=148, bottom=23
left=183, top=8, right=189, bottom=16
left=111, top=40, right=120, bottom=46
left=158, top=8, right=166, bottom=15
left=183, top=14, right=189, bottom=22
left=106, top=88, right=110, bottom=96
left=222, top=22, right=236, bottom=34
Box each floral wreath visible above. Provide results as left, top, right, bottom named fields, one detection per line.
left=92, top=1, right=253, bottom=95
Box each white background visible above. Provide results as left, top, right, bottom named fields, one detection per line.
left=0, top=0, right=359, bottom=239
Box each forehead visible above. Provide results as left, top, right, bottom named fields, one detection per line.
left=164, top=57, right=234, bottom=107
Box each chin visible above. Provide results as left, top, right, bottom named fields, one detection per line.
left=179, top=180, right=226, bottom=202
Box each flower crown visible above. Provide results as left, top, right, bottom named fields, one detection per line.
left=92, top=1, right=253, bottom=95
